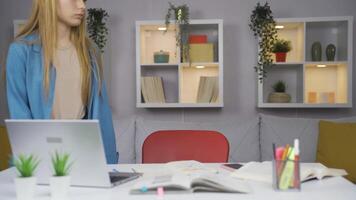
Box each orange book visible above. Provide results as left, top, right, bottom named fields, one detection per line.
left=308, top=92, right=317, bottom=103
left=328, top=92, right=335, bottom=104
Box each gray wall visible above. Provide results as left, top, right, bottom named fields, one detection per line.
left=0, top=1, right=355, bottom=124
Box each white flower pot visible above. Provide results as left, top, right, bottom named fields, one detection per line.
left=14, top=177, right=37, bottom=200
left=50, top=176, right=71, bottom=200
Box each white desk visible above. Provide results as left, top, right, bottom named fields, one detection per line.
left=0, top=163, right=355, bottom=200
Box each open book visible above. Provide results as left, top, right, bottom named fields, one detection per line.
left=301, top=163, right=347, bottom=182
left=231, top=161, right=347, bottom=183
left=130, top=160, right=252, bottom=194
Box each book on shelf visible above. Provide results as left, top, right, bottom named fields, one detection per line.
left=141, top=76, right=166, bottom=103
left=231, top=161, right=347, bottom=183
left=196, top=76, right=219, bottom=103
left=130, top=160, right=252, bottom=194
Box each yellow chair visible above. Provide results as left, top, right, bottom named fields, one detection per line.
left=0, top=126, right=11, bottom=171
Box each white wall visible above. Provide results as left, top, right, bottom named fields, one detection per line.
left=0, top=0, right=356, bottom=124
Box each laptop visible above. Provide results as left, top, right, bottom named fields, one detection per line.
left=5, top=119, right=141, bottom=188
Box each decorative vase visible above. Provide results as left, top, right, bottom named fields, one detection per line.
left=275, top=52, right=287, bottom=62
left=326, top=44, right=336, bottom=61
left=50, top=176, right=71, bottom=200
left=14, top=177, right=37, bottom=200
left=268, top=92, right=291, bottom=103
left=311, top=42, right=322, bottom=61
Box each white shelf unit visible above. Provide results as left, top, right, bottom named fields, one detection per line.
left=258, top=16, right=353, bottom=108
left=136, top=20, right=224, bottom=108
left=13, top=20, right=26, bottom=38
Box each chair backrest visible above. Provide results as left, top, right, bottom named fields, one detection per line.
left=0, top=126, right=12, bottom=171
left=142, top=130, right=229, bottom=163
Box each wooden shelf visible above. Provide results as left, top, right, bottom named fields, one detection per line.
left=137, top=102, right=223, bottom=108
left=141, top=64, right=179, bottom=67
left=273, top=62, right=304, bottom=65
left=258, top=103, right=351, bottom=108
left=180, top=62, right=220, bottom=68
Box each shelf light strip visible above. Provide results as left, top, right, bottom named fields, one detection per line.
left=158, top=27, right=167, bottom=31
left=195, top=65, right=205, bottom=69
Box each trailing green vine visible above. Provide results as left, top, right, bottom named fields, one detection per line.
left=249, top=2, right=277, bottom=82
left=165, top=2, right=190, bottom=63
left=87, top=8, right=109, bottom=53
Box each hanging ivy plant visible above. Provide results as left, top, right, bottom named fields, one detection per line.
left=164, top=2, right=190, bottom=63
left=87, top=8, right=109, bottom=53
left=249, top=2, right=277, bottom=82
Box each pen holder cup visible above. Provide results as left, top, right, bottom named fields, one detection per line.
left=272, top=159, right=301, bottom=191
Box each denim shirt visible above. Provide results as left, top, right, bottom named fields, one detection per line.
left=5, top=34, right=118, bottom=164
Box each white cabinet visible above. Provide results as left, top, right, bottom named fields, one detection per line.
left=258, top=16, right=353, bottom=108
left=13, top=20, right=26, bottom=38
left=136, top=20, right=224, bottom=108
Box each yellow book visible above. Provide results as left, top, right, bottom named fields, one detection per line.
left=184, top=44, right=214, bottom=62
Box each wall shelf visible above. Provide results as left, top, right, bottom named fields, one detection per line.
left=136, top=19, right=224, bottom=108
left=136, top=103, right=223, bottom=108
left=258, top=16, right=353, bottom=108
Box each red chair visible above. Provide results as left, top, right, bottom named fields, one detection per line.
left=142, top=130, right=229, bottom=163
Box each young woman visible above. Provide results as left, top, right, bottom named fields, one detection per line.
left=5, top=0, right=118, bottom=163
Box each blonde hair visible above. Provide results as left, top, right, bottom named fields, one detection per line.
left=15, top=0, right=103, bottom=106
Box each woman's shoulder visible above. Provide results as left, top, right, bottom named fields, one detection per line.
left=10, top=33, right=40, bottom=50
left=8, top=33, right=41, bottom=59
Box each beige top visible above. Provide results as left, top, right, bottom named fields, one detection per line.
left=52, top=44, right=85, bottom=119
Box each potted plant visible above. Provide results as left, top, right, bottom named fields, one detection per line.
left=50, top=151, right=73, bottom=200
left=13, top=154, right=40, bottom=200
left=249, top=2, right=277, bottom=82
left=272, top=39, right=292, bottom=62
left=87, top=8, right=109, bottom=53
left=268, top=80, right=291, bottom=103
left=164, top=2, right=190, bottom=62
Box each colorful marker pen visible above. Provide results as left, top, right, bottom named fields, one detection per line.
left=294, top=138, right=300, bottom=189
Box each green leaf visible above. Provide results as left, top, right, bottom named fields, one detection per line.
left=14, top=154, right=40, bottom=177
left=249, top=2, right=277, bottom=82
left=51, top=151, right=73, bottom=177
left=87, top=8, right=109, bottom=53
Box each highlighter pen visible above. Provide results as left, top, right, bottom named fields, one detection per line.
left=281, top=144, right=290, bottom=160
left=277, top=145, right=290, bottom=179
left=293, top=139, right=300, bottom=189
left=272, top=143, right=278, bottom=187
left=278, top=148, right=295, bottom=190
left=275, top=146, right=284, bottom=188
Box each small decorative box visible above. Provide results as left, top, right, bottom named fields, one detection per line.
left=189, top=35, right=208, bottom=44
left=154, top=50, right=169, bottom=63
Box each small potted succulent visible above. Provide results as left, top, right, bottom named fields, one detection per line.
left=268, top=80, right=291, bottom=103
left=13, top=154, right=40, bottom=200
left=272, top=39, right=292, bottom=62
left=50, top=151, right=73, bottom=200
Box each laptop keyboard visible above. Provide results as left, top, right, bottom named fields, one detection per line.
left=109, top=172, right=141, bottom=184
left=110, top=175, right=130, bottom=183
